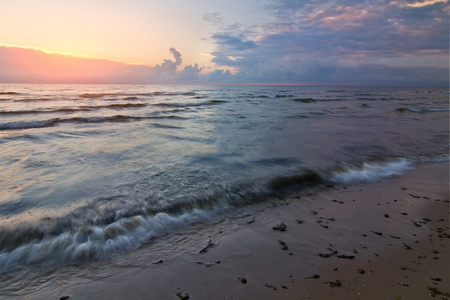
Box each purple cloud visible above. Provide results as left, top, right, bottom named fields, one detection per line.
left=207, top=0, right=449, bottom=85
left=211, top=33, right=258, bottom=51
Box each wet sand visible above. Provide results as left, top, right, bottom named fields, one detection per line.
left=42, top=162, right=448, bottom=300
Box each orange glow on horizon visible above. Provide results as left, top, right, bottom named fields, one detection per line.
left=0, top=44, right=149, bottom=66
left=0, top=45, right=151, bottom=84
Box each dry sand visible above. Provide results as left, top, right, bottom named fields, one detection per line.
left=47, top=162, right=448, bottom=300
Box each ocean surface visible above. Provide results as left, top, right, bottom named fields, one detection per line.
left=0, top=84, right=448, bottom=293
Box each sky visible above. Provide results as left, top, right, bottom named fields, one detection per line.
left=0, top=0, right=448, bottom=86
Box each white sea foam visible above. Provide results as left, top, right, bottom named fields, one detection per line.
left=328, top=158, right=414, bottom=184
left=0, top=210, right=213, bottom=273
left=414, top=154, right=450, bottom=163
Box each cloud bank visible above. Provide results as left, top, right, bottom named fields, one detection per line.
left=0, top=46, right=204, bottom=84
left=206, top=0, right=449, bottom=86
left=1, top=0, right=448, bottom=86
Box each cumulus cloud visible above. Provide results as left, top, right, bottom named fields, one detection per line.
left=153, top=47, right=183, bottom=76
left=170, top=47, right=182, bottom=65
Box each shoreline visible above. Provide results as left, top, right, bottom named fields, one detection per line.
left=280, top=161, right=449, bottom=299
left=11, top=161, right=450, bottom=299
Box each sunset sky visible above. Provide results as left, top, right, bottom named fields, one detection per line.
left=0, top=0, right=448, bottom=85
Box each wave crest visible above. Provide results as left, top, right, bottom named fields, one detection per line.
left=0, top=157, right=419, bottom=273
left=0, top=115, right=184, bottom=130
left=326, top=158, right=413, bottom=184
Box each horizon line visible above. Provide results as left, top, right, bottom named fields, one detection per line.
left=0, top=82, right=448, bottom=88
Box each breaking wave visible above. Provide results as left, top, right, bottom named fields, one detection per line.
left=326, top=158, right=413, bottom=184
left=0, top=157, right=418, bottom=273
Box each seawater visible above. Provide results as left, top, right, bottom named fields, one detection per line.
left=0, top=84, right=448, bottom=276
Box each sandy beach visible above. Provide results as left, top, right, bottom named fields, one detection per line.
left=27, top=161, right=446, bottom=300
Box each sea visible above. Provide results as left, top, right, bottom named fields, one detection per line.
left=0, top=84, right=448, bottom=295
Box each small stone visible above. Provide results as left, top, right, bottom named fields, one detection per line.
left=305, top=274, right=320, bottom=279
left=409, top=193, right=421, bottom=198
left=332, top=199, right=344, bottom=204
left=317, top=222, right=329, bottom=229
left=403, top=242, right=413, bottom=250
left=431, top=277, right=442, bottom=282
left=279, top=240, right=289, bottom=250
left=337, top=255, right=355, bottom=259
left=324, top=280, right=342, bottom=288
left=397, top=282, right=409, bottom=287
left=237, top=277, right=247, bottom=284
left=60, top=296, right=70, bottom=300
left=272, top=222, right=287, bottom=231
left=176, top=289, right=190, bottom=300
left=317, top=251, right=337, bottom=258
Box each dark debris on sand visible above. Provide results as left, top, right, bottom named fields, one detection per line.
left=237, top=277, right=248, bottom=285
left=176, top=288, right=190, bottom=300
left=265, top=283, right=277, bottom=290
left=279, top=240, right=289, bottom=251
left=199, top=239, right=215, bottom=254
left=272, top=222, right=287, bottom=231
left=323, top=280, right=342, bottom=288
left=305, top=274, right=321, bottom=279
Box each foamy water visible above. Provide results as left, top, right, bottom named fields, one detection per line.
left=0, top=84, right=448, bottom=274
